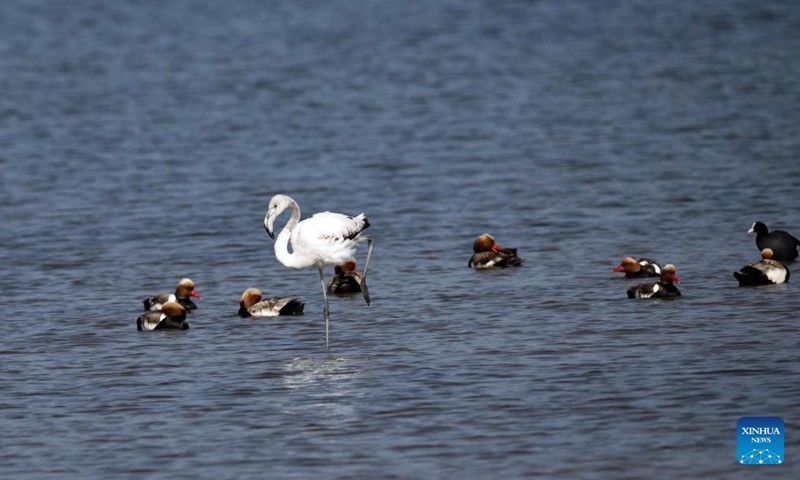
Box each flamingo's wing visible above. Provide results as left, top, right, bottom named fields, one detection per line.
left=290, top=211, right=370, bottom=265
left=306, top=212, right=369, bottom=240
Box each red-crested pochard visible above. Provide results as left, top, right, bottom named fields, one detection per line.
left=143, top=278, right=202, bottom=311
left=238, top=288, right=305, bottom=317
left=468, top=234, right=523, bottom=269
left=627, top=264, right=681, bottom=299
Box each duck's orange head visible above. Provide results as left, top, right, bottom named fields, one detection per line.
left=160, top=302, right=187, bottom=319
left=662, top=264, right=679, bottom=283
left=612, top=257, right=640, bottom=273
left=176, top=278, right=202, bottom=300
left=473, top=234, right=497, bottom=253
left=240, top=288, right=263, bottom=310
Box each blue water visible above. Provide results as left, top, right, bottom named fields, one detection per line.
left=2, top=0, right=800, bottom=478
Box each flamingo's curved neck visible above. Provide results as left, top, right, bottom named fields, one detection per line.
left=274, top=200, right=306, bottom=269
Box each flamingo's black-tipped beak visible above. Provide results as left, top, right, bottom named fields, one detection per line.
left=264, top=212, right=276, bottom=239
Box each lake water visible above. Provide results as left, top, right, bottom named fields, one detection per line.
left=1, top=0, right=799, bottom=478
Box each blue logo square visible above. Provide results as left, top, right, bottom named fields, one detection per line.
left=738, top=417, right=784, bottom=465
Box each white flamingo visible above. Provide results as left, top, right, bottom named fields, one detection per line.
left=264, top=194, right=374, bottom=350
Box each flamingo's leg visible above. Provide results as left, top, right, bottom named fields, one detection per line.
left=360, top=237, right=374, bottom=306
left=318, top=268, right=330, bottom=351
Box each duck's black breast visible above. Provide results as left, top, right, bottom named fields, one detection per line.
left=655, top=283, right=681, bottom=297
left=328, top=274, right=362, bottom=294
left=178, top=298, right=198, bottom=311
left=154, top=316, right=189, bottom=330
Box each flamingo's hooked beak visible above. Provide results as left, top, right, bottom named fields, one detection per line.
left=264, top=214, right=276, bottom=239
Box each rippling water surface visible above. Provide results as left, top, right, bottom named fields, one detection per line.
left=2, top=0, right=800, bottom=478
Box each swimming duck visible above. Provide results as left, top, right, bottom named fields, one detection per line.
left=734, top=248, right=790, bottom=286
left=238, top=288, right=305, bottom=317
left=627, top=264, right=681, bottom=299
left=136, top=302, right=189, bottom=330
left=327, top=258, right=363, bottom=294
left=748, top=222, right=800, bottom=261
left=611, top=257, right=661, bottom=278
left=143, top=278, right=202, bottom=311
left=468, top=233, right=523, bottom=269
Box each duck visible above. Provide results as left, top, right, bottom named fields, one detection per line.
left=136, top=302, right=189, bottom=330
left=238, top=288, right=305, bottom=317
left=468, top=233, right=523, bottom=269
left=327, top=258, right=363, bottom=294
left=627, top=264, right=681, bottom=299
left=143, top=278, right=202, bottom=311
left=747, top=222, right=800, bottom=261
left=734, top=248, right=790, bottom=286
left=611, top=257, right=661, bottom=278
